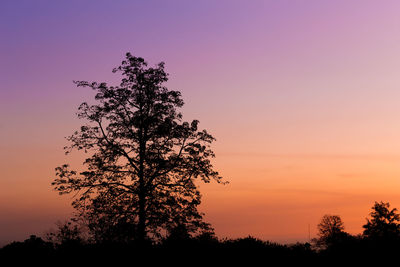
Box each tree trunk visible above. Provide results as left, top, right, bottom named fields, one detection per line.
left=137, top=124, right=147, bottom=244
left=137, top=190, right=146, bottom=244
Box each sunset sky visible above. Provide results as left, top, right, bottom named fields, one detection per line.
left=2, top=0, right=400, bottom=246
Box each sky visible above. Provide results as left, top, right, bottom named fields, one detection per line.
left=2, top=0, right=400, bottom=245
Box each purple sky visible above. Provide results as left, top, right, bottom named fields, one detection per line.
left=3, top=0, right=400, bottom=246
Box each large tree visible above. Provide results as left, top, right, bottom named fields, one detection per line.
left=52, top=53, right=224, bottom=243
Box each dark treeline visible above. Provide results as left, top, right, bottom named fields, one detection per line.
left=1, top=201, right=400, bottom=264
left=2, top=54, right=398, bottom=264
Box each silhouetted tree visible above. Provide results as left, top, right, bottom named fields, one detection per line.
left=52, top=53, right=224, bottom=244
left=363, top=201, right=400, bottom=239
left=313, top=214, right=348, bottom=249
left=45, top=220, right=85, bottom=248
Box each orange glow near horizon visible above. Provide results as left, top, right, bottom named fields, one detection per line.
left=3, top=0, right=400, bottom=246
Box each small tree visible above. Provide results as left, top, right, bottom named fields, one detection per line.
left=363, top=201, right=400, bottom=239
left=46, top=220, right=84, bottom=248
left=52, top=53, right=225, bottom=243
left=313, top=214, right=347, bottom=249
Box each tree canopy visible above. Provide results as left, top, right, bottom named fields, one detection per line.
left=363, top=201, right=400, bottom=239
left=52, top=52, right=225, bottom=243
left=313, top=214, right=348, bottom=249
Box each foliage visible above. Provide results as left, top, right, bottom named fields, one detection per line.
left=363, top=201, right=400, bottom=239
left=45, top=220, right=85, bottom=247
left=52, top=53, right=224, bottom=243
left=313, top=214, right=348, bottom=249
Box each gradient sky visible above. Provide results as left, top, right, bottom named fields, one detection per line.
left=2, top=0, right=400, bottom=246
